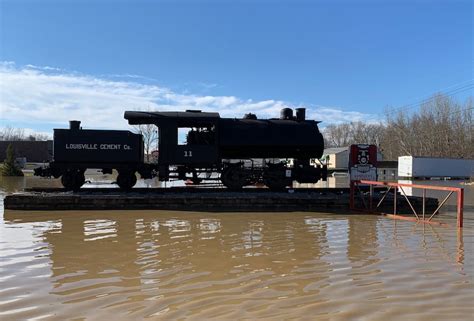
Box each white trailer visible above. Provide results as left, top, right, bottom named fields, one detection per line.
left=398, top=156, right=474, bottom=178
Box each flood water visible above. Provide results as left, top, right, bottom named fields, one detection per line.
left=1, top=176, right=473, bottom=320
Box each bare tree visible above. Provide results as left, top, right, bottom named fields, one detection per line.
left=130, top=108, right=159, bottom=162
left=323, top=122, right=384, bottom=148
left=0, top=126, right=51, bottom=141
left=27, top=133, right=50, bottom=141
left=322, top=94, right=473, bottom=160
left=349, top=122, right=384, bottom=147
left=382, top=94, right=473, bottom=159
left=0, top=126, right=26, bottom=140
left=323, top=123, right=352, bottom=147
left=133, top=123, right=158, bottom=163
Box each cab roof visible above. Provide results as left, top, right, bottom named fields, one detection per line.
left=124, top=111, right=220, bottom=126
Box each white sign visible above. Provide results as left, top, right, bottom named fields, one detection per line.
left=350, top=167, right=377, bottom=181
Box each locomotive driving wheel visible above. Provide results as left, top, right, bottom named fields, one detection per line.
left=61, top=169, right=85, bottom=191
left=221, top=166, right=247, bottom=190
left=264, top=167, right=292, bottom=191
left=117, top=170, right=137, bottom=191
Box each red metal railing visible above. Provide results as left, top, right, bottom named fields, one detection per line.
left=350, top=180, right=464, bottom=228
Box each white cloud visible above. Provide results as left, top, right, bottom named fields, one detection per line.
left=21, top=128, right=53, bottom=140
left=0, top=62, right=378, bottom=132
left=25, top=64, right=63, bottom=72
left=309, top=107, right=380, bottom=125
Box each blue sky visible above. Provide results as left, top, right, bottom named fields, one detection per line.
left=0, top=0, right=472, bottom=134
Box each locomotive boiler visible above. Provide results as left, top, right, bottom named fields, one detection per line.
left=35, top=108, right=327, bottom=191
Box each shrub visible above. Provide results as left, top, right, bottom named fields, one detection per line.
left=1, top=144, right=24, bottom=176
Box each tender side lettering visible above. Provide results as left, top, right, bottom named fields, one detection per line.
left=65, top=144, right=132, bottom=150
left=100, top=144, right=121, bottom=150
left=65, top=144, right=98, bottom=150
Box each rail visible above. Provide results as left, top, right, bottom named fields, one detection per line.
left=350, top=180, right=464, bottom=228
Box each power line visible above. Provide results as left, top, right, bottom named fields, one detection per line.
left=381, top=82, right=474, bottom=116
left=386, top=106, right=473, bottom=119
left=386, top=79, right=474, bottom=112
left=321, top=79, right=474, bottom=126
left=333, top=78, right=474, bottom=113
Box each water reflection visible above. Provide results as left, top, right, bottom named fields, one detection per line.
left=0, top=176, right=27, bottom=193
left=1, top=176, right=473, bottom=320
left=347, top=216, right=379, bottom=264
left=1, top=210, right=471, bottom=320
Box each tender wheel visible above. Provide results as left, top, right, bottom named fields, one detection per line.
left=117, top=171, right=137, bottom=191
left=221, top=166, right=247, bottom=190
left=61, top=169, right=85, bottom=191
left=264, top=167, right=292, bottom=191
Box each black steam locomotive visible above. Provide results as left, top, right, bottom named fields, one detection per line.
left=35, top=108, right=327, bottom=191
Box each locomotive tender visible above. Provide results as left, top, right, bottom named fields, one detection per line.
left=35, top=108, right=327, bottom=191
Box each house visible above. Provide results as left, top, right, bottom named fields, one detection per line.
left=377, top=161, right=398, bottom=181
left=321, top=147, right=349, bottom=169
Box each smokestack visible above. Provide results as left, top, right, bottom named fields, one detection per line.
left=295, top=108, right=306, bottom=121
left=69, top=120, right=81, bottom=130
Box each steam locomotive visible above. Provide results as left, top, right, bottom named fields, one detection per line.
left=35, top=108, right=327, bottom=191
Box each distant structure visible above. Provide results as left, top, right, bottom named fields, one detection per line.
left=398, top=156, right=474, bottom=179
left=377, top=161, right=398, bottom=181
left=0, top=141, right=53, bottom=163
left=322, top=147, right=349, bottom=170
left=322, top=146, right=382, bottom=170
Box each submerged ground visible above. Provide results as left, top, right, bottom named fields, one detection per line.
left=0, top=176, right=473, bottom=320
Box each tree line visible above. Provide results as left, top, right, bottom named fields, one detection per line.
left=323, top=94, right=473, bottom=160
left=0, top=127, right=50, bottom=141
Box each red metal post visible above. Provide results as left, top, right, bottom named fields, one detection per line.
left=369, top=184, right=373, bottom=210
left=457, top=228, right=464, bottom=264
left=457, top=189, right=464, bottom=228
left=422, top=189, right=426, bottom=221
left=394, top=186, right=397, bottom=214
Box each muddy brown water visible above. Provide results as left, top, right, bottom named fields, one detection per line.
left=1, top=176, right=473, bottom=320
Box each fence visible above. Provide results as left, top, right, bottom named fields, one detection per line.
left=350, top=180, right=464, bottom=228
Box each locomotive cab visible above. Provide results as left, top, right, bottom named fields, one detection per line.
left=124, top=110, right=220, bottom=181
left=175, top=124, right=218, bottom=165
